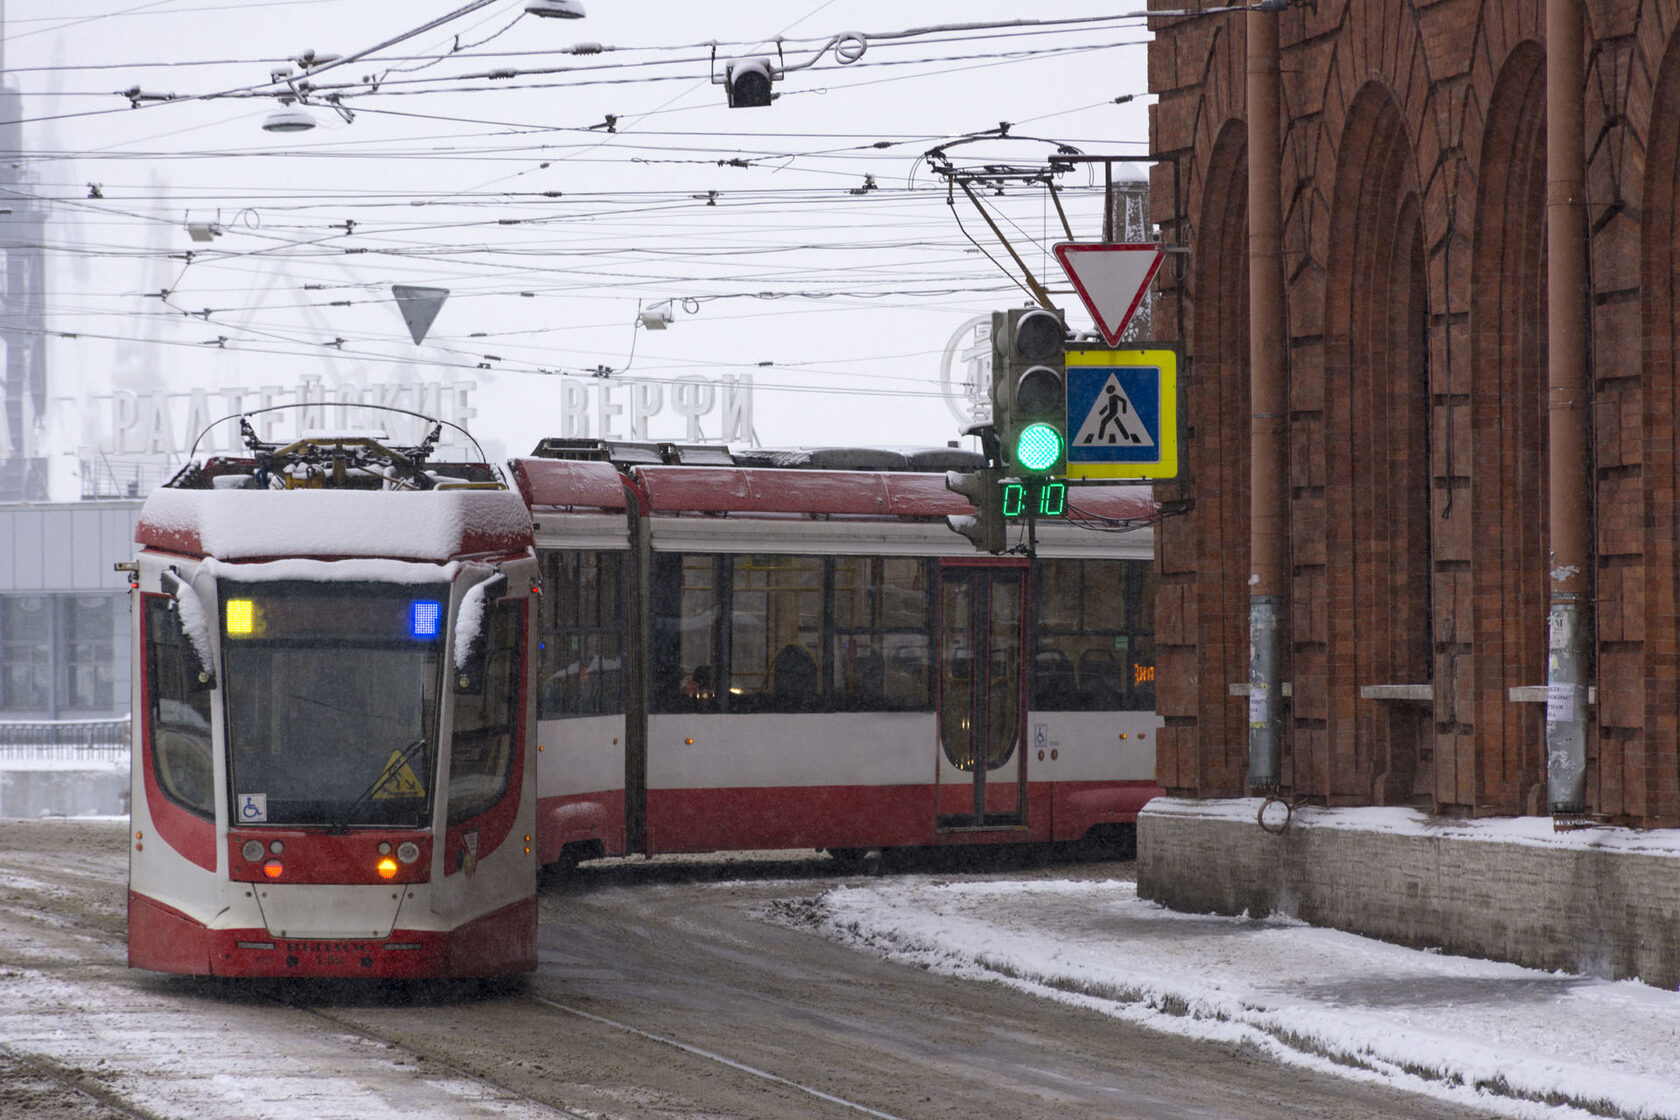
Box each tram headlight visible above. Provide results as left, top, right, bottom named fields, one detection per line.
left=376, top=857, right=399, bottom=880
left=241, top=840, right=264, bottom=862
left=396, top=841, right=420, bottom=864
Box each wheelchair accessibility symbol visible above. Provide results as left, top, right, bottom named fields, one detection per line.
left=239, top=794, right=267, bottom=823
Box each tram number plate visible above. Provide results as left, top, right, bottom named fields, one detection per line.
left=285, top=940, right=376, bottom=967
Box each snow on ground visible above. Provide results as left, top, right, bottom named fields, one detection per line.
left=0, top=969, right=557, bottom=1120
left=1147, top=795, right=1680, bottom=857
left=806, top=877, right=1680, bottom=1120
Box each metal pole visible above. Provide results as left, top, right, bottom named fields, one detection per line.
left=1545, top=0, right=1591, bottom=816
left=1247, top=9, right=1287, bottom=791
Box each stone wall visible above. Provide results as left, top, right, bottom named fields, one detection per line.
left=1138, top=798, right=1680, bottom=990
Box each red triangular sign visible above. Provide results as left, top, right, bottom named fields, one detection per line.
left=392, top=284, right=450, bottom=345
left=1053, top=243, right=1165, bottom=346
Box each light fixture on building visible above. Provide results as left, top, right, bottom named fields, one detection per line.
left=186, top=221, right=222, bottom=242
left=525, top=0, right=587, bottom=18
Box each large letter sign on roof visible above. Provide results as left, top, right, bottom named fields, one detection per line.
left=1052, top=243, right=1165, bottom=346
left=1064, top=347, right=1179, bottom=481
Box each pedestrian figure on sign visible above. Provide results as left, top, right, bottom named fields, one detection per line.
left=1089, top=384, right=1143, bottom=445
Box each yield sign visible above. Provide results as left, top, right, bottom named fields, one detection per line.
left=391, top=284, right=450, bottom=345
left=1052, top=242, right=1165, bottom=346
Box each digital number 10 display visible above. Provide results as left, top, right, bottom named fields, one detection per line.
left=1002, top=480, right=1067, bottom=519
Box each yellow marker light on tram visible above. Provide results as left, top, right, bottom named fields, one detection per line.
left=226, top=599, right=255, bottom=635
left=376, top=857, right=399, bottom=880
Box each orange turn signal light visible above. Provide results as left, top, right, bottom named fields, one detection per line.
left=376, top=857, right=399, bottom=880
left=262, top=859, right=284, bottom=879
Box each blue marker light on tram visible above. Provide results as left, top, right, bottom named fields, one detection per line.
left=410, top=600, right=442, bottom=638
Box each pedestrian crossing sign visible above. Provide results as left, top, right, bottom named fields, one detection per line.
left=1064, top=347, right=1179, bottom=480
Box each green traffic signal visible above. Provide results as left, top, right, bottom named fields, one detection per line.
left=1014, top=422, right=1064, bottom=474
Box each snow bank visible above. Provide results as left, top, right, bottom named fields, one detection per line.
left=807, top=878, right=1680, bottom=1120
left=1143, top=797, right=1680, bottom=858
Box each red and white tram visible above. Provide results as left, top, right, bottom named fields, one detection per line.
left=126, top=428, right=539, bottom=978
left=511, top=442, right=1162, bottom=866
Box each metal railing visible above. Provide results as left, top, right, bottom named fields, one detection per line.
left=0, top=717, right=131, bottom=763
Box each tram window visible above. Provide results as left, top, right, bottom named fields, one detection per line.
left=449, top=600, right=523, bottom=826
left=731, top=554, right=822, bottom=713
left=651, top=553, right=721, bottom=714
left=832, top=557, right=932, bottom=711
left=222, top=582, right=442, bottom=828
left=538, top=550, right=625, bottom=718
left=143, top=596, right=214, bottom=819
left=1033, top=559, right=1155, bottom=712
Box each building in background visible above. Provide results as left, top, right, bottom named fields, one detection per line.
left=1146, top=1, right=1680, bottom=829
left=0, top=79, right=48, bottom=503
left=0, top=502, right=138, bottom=727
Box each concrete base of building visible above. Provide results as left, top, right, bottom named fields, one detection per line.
left=1137, top=797, right=1680, bottom=991
left=0, top=765, right=129, bottom=819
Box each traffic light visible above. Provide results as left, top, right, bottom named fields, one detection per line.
left=945, top=468, right=1005, bottom=554
left=991, top=306, right=1067, bottom=476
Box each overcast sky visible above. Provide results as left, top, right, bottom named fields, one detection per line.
left=5, top=0, right=1154, bottom=485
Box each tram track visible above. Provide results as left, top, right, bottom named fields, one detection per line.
left=269, top=996, right=600, bottom=1120
left=524, top=992, right=907, bottom=1120
left=271, top=984, right=911, bottom=1120
left=0, top=1041, right=166, bottom=1120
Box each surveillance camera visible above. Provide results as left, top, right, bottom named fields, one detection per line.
left=725, top=58, right=777, bottom=108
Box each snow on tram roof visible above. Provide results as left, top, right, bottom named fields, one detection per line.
left=136, top=486, right=533, bottom=562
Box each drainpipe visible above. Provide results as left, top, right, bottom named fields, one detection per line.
left=1247, top=8, right=1287, bottom=791
left=1545, top=0, right=1591, bottom=816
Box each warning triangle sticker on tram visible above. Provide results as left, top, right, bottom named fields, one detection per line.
left=371, top=748, right=427, bottom=800
left=1052, top=243, right=1165, bottom=346
left=1071, top=373, right=1156, bottom=449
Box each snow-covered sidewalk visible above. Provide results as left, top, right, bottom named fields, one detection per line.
left=805, top=877, right=1680, bottom=1120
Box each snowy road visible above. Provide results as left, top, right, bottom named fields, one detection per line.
left=5, top=818, right=1667, bottom=1118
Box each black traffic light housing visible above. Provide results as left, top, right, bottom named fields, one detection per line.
left=725, top=58, right=777, bottom=107
left=944, top=467, right=1005, bottom=554
left=990, top=306, right=1068, bottom=477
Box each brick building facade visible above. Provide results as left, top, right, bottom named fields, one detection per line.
left=1146, top=0, right=1680, bottom=827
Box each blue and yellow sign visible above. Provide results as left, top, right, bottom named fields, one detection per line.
left=1064, top=347, right=1179, bottom=480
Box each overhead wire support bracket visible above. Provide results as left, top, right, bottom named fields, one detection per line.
left=954, top=177, right=1056, bottom=310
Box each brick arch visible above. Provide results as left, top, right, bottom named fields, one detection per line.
left=1176, top=120, right=1250, bottom=795
left=1462, top=40, right=1548, bottom=818
left=1638, top=25, right=1680, bottom=828
left=1313, top=81, right=1431, bottom=806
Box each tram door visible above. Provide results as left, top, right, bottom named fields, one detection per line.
left=936, top=562, right=1028, bottom=828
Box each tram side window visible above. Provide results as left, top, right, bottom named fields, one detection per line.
left=537, top=550, right=625, bottom=718
left=449, top=599, right=523, bottom=825
left=731, top=554, right=823, bottom=713
left=143, top=595, right=215, bottom=818
left=831, top=556, right=932, bottom=711
left=651, top=553, right=720, bottom=714
left=1033, top=559, right=1155, bottom=712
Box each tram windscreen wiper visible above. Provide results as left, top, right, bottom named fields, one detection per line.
left=329, top=737, right=428, bottom=834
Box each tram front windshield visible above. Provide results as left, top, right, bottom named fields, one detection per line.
left=222, top=581, right=444, bottom=828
